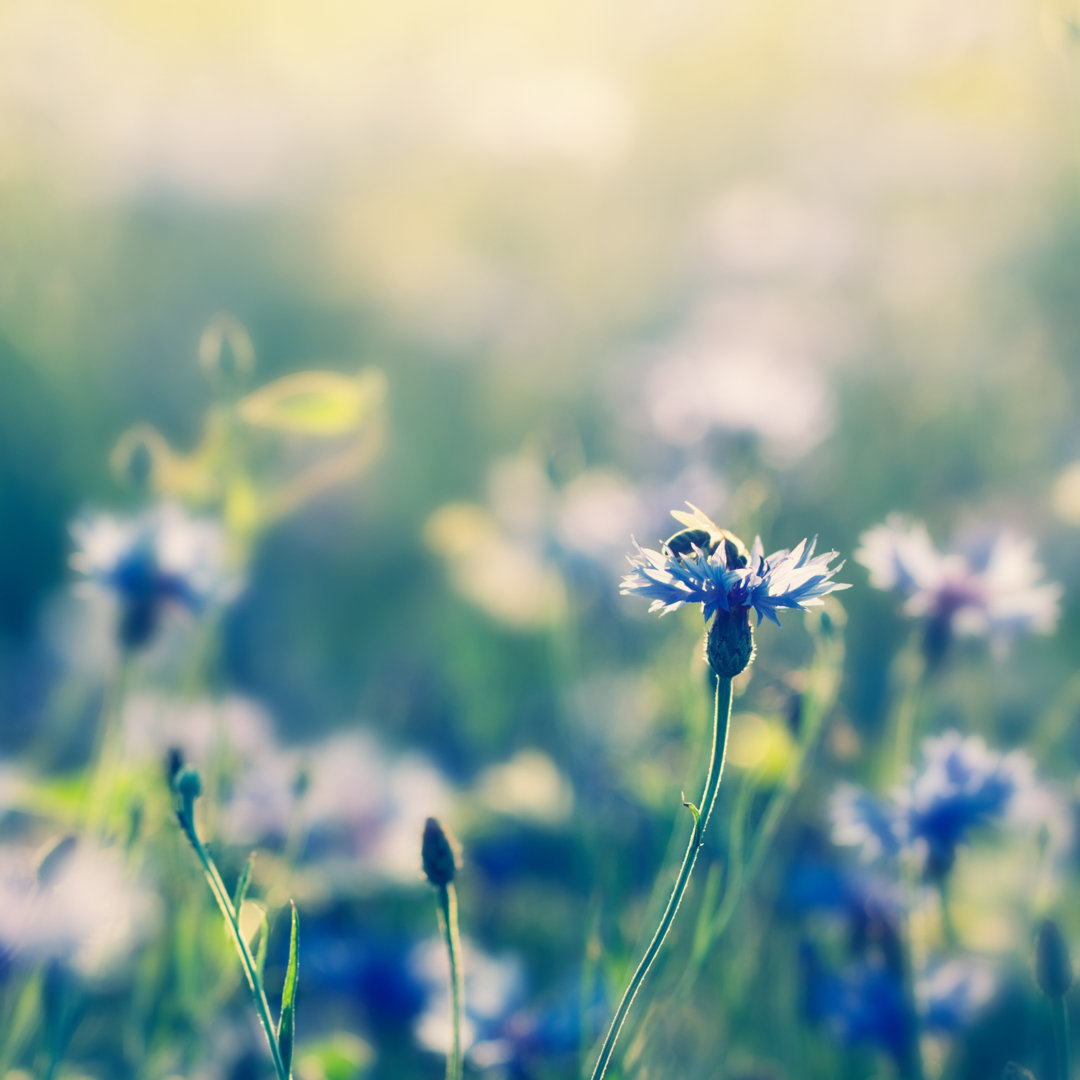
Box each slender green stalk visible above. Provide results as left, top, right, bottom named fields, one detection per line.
left=1052, top=998, right=1071, bottom=1080
left=434, top=883, right=464, bottom=1080
left=682, top=626, right=844, bottom=988
left=84, top=655, right=132, bottom=837
left=588, top=676, right=733, bottom=1080
left=177, top=812, right=289, bottom=1080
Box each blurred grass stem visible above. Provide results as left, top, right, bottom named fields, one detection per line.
left=434, top=882, right=464, bottom=1080
left=1052, top=998, right=1071, bottom=1080
left=84, top=654, right=132, bottom=837
left=587, top=675, right=733, bottom=1080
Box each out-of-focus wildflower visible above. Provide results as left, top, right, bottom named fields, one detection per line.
left=831, top=732, right=1052, bottom=879
left=856, top=515, right=1061, bottom=658
left=221, top=730, right=454, bottom=885
left=70, top=502, right=236, bottom=650
left=410, top=938, right=598, bottom=1076
left=918, top=958, right=996, bottom=1033
left=121, top=693, right=273, bottom=770
left=780, top=840, right=900, bottom=922
left=411, top=938, right=527, bottom=1071
left=621, top=505, right=848, bottom=626
left=0, top=839, right=158, bottom=978
left=426, top=451, right=729, bottom=627
left=641, top=293, right=837, bottom=463
left=800, top=946, right=994, bottom=1065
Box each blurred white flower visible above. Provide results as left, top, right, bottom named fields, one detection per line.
left=642, top=294, right=835, bottom=462
left=220, top=729, right=454, bottom=885
left=0, top=840, right=158, bottom=978
left=411, top=936, right=526, bottom=1066
left=121, top=693, right=275, bottom=770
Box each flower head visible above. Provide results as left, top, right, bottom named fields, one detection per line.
left=0, top=839, right=158, bottom=978
left=621, top=504, right=849, bottom=627
left=831, top=731, right=1047, bottom=879
left=856, top=515, right=1061, bottom=652
left=70, top=503, right=235, bottom=649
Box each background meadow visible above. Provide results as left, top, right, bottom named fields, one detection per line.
left=4, top=1, right=1080, bottom=1078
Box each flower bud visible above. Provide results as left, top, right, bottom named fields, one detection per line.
left=421, top=817, right=458, bottom=887
left=173, top=766, right=203, bottom=832
left=706, top=608, right=755, bottom=678
left=1035, top=918, right=1073, bottom=1000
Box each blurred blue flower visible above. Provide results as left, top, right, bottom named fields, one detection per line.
left=801, top=945, right=993, bottom=1063
left=411, top=937, right=603, bottom=1077
left=831, top=731, right=1046, bottom=877
left=621, top=504, right=848, bottom=625
left=856, top=515, right=1061, bottom=646
left=70, top=503, right=236, bottom=649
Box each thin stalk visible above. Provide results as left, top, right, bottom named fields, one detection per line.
left=180, top=818, right=289, bottom=1080
left=588, top=676, right=734, bottom=1080
left=435, top=883, right=464, bottom=1080
left=1052, top=998, right=1071, bottom=1080
left=84, top=655, right=132, bottom=837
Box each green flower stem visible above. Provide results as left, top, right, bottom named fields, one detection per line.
left=179, top=815, right=290, bottom=1080
left=884, top=636, right=926, bottom=786
left=434, top=882, right=464, bottom=1080
left=1052, top=997, right=1071, bottom=1080
left=84, top=655, right=132, bottom=837
left=588, top=675, right=733, bottom=1080
left=681, top=625, right=844, bottom=988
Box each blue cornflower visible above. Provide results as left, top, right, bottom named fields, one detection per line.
left=831, top=731, right=1046, bottom=878
left=800, top=945, right=994, bottom=1065
left=856, top=515, right=1061, bottom=652
left=621, top=504, right=849, bottom=627
left=70, top=503, right=235, bottom=649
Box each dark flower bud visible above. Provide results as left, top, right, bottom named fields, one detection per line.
left=421, top=817, right=458, bottom=887
left=173, top=766, right=203, bottom=833
left=1035, top=918, right=1073, bottom=1000
left=165, top=747, right=185, bottom=788
left=706, top=608, right=755, bottom=678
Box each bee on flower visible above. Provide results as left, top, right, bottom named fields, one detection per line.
left=620, top=504, right=849, bottom=677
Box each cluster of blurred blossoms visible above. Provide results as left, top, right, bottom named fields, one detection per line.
left=831, top=731, right=1066, bottom=880
left=856, top=514, right=1062, bottom=662
left=424, top=450, right=727, bottom=630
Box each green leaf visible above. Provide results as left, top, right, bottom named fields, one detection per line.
left=238, top=370, right=385, bottom=436
left=297, top=1033, right=372, bottom=1080
left=277, top=901, right=300, bottom=1077
left=255, top=909, right=271, bottom=982
left=233, top=853, right=255, bottom=913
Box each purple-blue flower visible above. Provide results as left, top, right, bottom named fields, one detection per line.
left=856, top=515, right=1061, bottom=643
left=70, top=503, right=236, bottom=649
left=831, top=731, right=1050, bottom=877
left=621, top=504, right=849, bottom=626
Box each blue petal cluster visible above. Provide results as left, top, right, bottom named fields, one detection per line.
left=831, top=732, right=1041, bottom=876
left=621, top=504, right=849, bottom=625
left=70, top=503, right=235, bottom=648
left=801, top=947, right=993, bottom=1064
